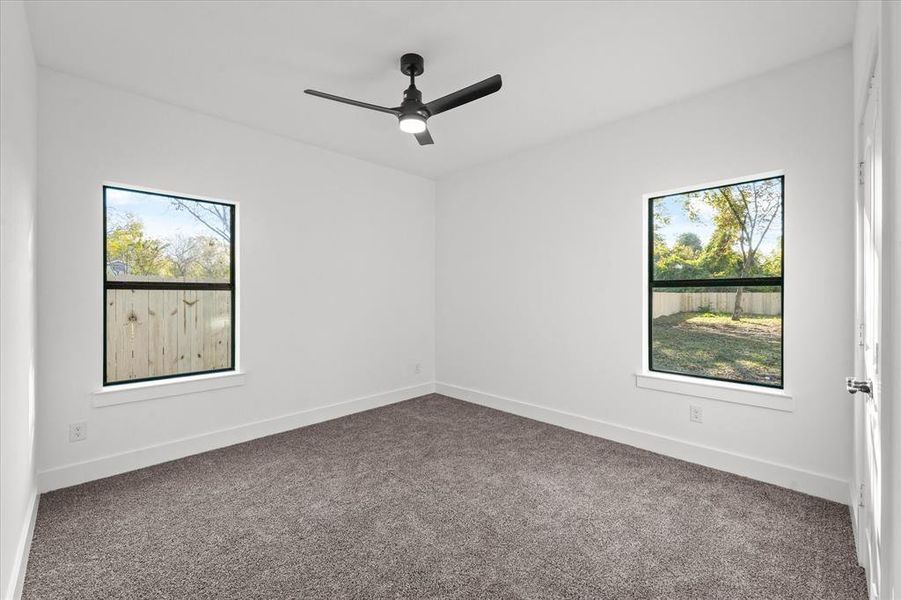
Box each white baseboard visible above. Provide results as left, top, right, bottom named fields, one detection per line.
left=37, top=382, right=436, bottom=493
left=436, top=382, right=849, bottom=504
left=4, top=488, right=39, bottom=600
left=35, top=379, right=848, bottom=503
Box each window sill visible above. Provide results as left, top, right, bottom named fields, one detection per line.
left=635, top=372, right=793, bottom=412
left=93, top=371, right=246, bottom=407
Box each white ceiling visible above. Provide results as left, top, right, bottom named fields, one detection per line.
left=25, top=1, right=856, bottom=179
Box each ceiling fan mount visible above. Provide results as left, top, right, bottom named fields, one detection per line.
left=400, top=53, right=424, bottom=78
left=304, top=52, right=502, bottom=146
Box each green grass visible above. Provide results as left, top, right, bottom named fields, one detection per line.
left=651, top=311, right=782, bottom=386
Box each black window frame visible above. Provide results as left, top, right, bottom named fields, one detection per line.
left=647, top=175, right=784, bottom=389
left=103, top=185, right=236, bottom=386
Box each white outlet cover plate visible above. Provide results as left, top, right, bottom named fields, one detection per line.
left=69, top=422, right=87, bottom=442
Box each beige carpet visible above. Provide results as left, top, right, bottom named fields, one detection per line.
left=23, top=394, right=866, bottom=599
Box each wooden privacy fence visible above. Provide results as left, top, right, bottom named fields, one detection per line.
left=652, top=291, right=781, bottom=319
left=106, top=289, right=232, bottom=383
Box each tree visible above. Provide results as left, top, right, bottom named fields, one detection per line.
left=760, top=237, right=783, bottom=277
left=106, top=213, right=169, bottom=277
left=688, top=179, right=781, bottom=320
left=651, top=209, right=672, bottom=279
left=167, top=234, right=201, bottom=278
left=675, top=232, right=703, bottom=254
left=653, top=211, right=712, bottom=280
left=697, top=226, right=740, bottom=279
left=654, top=242, right=709, bottom=280
left=164, top=235, right=229, bottom=281
left=169, top=198, right=231, bottom=242
left=191, top=236, right=230, bottom=281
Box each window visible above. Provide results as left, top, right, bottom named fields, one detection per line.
left=104, top=186, right=235, bottom=385
left=648, top=176, right=783, bottom=388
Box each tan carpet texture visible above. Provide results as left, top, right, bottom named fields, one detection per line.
left=23, top=394, right=866, bottom=599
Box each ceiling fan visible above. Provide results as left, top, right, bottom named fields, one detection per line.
left=304, top=53, right=502, bottom=146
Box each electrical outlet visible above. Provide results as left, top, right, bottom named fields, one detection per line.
left=69, top=421, right=87, bottom=443
left=405, top=362, right=422, bottom=377
left=689, top=405, right=703, bottom=424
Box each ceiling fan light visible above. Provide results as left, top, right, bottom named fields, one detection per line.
left=399, top=114, right=427, bottom=134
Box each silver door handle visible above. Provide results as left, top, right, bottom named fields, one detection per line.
left=846, top=377, right=872, bottom=395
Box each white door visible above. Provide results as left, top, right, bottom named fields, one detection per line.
left=851, top=57, right=882, bottom=600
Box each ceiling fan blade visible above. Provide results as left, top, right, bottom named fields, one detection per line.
left=304, top=89, right=400, bottom=115
left=424, top=74, right=502, bottom=117
left=415, top=129, right=434, bottom=146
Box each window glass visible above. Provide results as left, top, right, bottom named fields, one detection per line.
left=649, top=177, right=783, bottom=388
left=652, top=177, right=782, bottom=281
left=104, top=187, right=235, bottom=385
left=106, top=188, right=232, bottom=283
left=650, top=286, right=782, bottom=387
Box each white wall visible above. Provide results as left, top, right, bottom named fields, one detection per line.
left=436, top=48, right=853, bottom=502
left=853, top=0, right=901, bottom=595
left=0, top=1, right=39, bottom=598
left=35, top=69, right=435, bottom=489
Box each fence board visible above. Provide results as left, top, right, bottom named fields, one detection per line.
left=212, top=291, right=230, bottom=369
left=195, top=290, right=209, bottom=373
left=147, top=290, right=165, bottom=378
left=181, top=290, right=198, bottom=373
left=106, top=292, right=121, bottom=381
left=127, top=290, right=150, bottom=381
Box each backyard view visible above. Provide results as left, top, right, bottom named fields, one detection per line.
left=652, top=309, right=781, bottom=386
left=105, top=188, right=231, bottom=282
left=104, top=188, right=234, bottom=384
left=650, top=177, right=783, bottom=387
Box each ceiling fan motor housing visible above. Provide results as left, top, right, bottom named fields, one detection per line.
left=401, top=87, right=428, bottom=117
